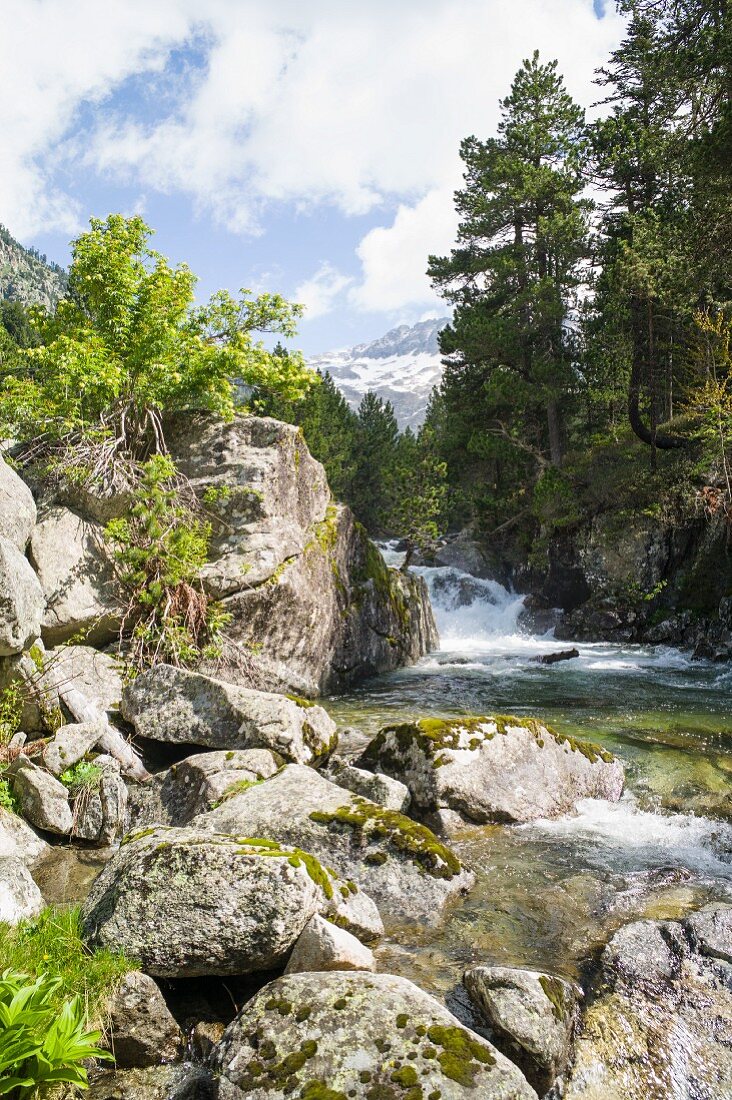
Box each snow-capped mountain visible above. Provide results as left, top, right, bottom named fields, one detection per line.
left=308, top=316, right=449, bottom=429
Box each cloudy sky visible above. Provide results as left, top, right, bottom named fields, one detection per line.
left=1, top=0, right=623, bottom=354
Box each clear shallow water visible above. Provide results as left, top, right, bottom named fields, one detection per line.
left=328, top=560, right=732, bottom=988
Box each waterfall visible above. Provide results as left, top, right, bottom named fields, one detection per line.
left=414, top=565, right=528, bottom=652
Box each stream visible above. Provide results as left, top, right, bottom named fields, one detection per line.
left=326, top=558, right=732, bottom=994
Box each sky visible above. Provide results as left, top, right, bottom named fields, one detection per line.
left=0, top=0, right=624, bottom=355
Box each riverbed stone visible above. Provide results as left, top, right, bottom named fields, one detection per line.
left=326, top=755, right=411, bottom=812
left=0, top=535, right=44, bottom=655
left=0, top=456, right=36, bottom=550
left=0, top=856, right=44, bottom=923
left=284, top=913, right=375, bottom=975
left=121, top=664, right=337, bottom=765
left=10, top=758, right=73, bottom=835
left=107, top=970, right=184, bottom=1068
left=210, top=970, right=537, bottom=1098
left=86, top=1065, right=215, bottom=1100
left=463, top=966, right=579, bottom=1096
left=81, top=825, right=367, bottom=977
left=359, top=715, right=624, bottom=826
left=194, top=763, right=474, bottom=923
left=564, top=905, right=732, bottom=1099
left=43, top=722, right=103, bottom=776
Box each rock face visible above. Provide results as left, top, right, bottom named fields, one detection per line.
left=121, top=665, right=337, bottom=765
left=0, top=856, right=44, bottom=923
left=0, top=536, right=44, bottom=655
left=81, top=826, right=370, bottom=977
left=464, top=966, right=579, bottom=1096
left=29, top=505, right=118, bottom=646
left=194, top=764, right=474, bottom=922
left=166, top=413, right=437, bottom=695
left=108, top=971, right=184, bottom=1068
left=0, top=455, right=36, bottom=550
left=210, top=970, right=537, bottom=1099
left=564, top=904, right=732, bottom=1099
left=359, top=716, right=624, bottom=826
left=284, top=913, right=375, bottom=975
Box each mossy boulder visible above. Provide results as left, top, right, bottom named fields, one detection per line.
left=193, top=764, right=473, bottom=924
left=209, top=971, right=537, bottom=1098
left=81, top=826, right=370, bottom=977
left=159, top=748, right=284, bottom=824
left=359, top=716, right=624, bottom=827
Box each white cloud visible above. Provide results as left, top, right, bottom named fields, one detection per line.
left=295, top=262, right=354, bottom=320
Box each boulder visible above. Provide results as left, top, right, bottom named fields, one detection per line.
left=326, top=755, right=411, bottom=812
left=81, top=826, right=376, bottom=977
left=29, top=505, right=118, bottom=646
left=0, top=456, right=36, bottom=550
left=161, top=748, right=283, bottom=823
left=194, top=764, right=474, bottom=922
left=284, top=914, right=375, bottom=975
left=3, top=644, right=124, bottom=736
left=11, top=759, right=73, bottom=835
left=0, top=535, right=44, bottom=655
left=45, top=644, right=124, bottom=719
left=0, top=806, right=48, bottom=864
left=107, top=970, right=184, bottom=1068
left=463, top=966, right=579, bottom=1096
left=86, top=1065, right=214, bottom=1100
left=165, top=413, right=437, bottom=695
left=359, top=716, right=624, bottom=826
left=71, top=755, right=128, bottom=846
left=564, top=905, right=732, bottom=1099
left=121, top=665, right=337, bottom=766
left=0, top=856, right=44, bottom=923
left=43, top=722, right=103, bottom=776
left=210, top=971, right=537, bottom=1098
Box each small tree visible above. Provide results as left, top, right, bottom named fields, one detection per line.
left=388, top=427, right=448, bottom=568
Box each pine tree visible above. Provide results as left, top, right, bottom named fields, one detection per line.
left=350, top=392, right=399, bottom=533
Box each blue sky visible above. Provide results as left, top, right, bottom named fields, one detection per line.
left=2, top=0, right=623, bottom=356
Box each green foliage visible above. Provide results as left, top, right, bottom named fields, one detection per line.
left=105, top=453, right=230, bottom=669
left=349, top=392, right=399, bottom=533
left=0, top=778, right=19, bottom=815
left=59, top=760, right=104, bottom=797
left=0, top=683, right=23, bottom=747
left=0, top=969, right=113, bottom=1097
left=387, top=427, right=448, bottom=561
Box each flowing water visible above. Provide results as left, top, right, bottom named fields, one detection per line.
left=327, top=556, right=732, bottom=993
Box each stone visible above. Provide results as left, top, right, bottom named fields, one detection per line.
left=0, top=456, right=36, bottom=550
left=43, top=722, right=103, bottom=776
left=71, top=755, right=128, bottom=845
left=121, top=664, right=337, bottom=766
left=29, top=506, right=119, bottom=646
left=81, top=826, right=368, bottom=977
left=326, top=755, right=411, bottom=812
left=0, top=856, right=44, bottom=923
left=11, top=759, right=73, bottom=835
left=564, top=906, right=732, bottom=1099
left=210, top=970, right=537, bottom=1098
left=86, top=1065, right=215, bottom=1100
left=359, top=716, right=624, bottom=826
left=44, top=644, right=124, bottom=719
left=0, top=535, right=44, bottom=655
left=284, top=914, right=375, bottom=975
left=0, top=806, right=48, bottom=863
left=463, top=966, right=579, bottom=1096
left=194, top=764, right=474, bottom=923
left=108, top=971, right=184, bottom=1068
left=161, top=748, right=283, bottom=823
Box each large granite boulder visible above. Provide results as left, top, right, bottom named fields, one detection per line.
left=0, top=856, right=44, bottom=923
left=10, top=758, right=73, bottom=835
left=160, top=748, right=283, bottom=823
left=121, top=665, right=337, bottom=765
left=81, top=826, right=379, bottom=977
left=0, top=455, right=36, bottom=550
left=0, top=535, right=44, bottom=655
left=29, top=505, right=118, bottom=646
left=464, top=966, right=580, bottom=1096
left=209, top=971, right=537, bottom=1098
left=359, top=716, right=624, bottom=827
left=194, top=764, right=474, bottom=922
left=564, top=904, right=732, bottom=1099
left=0, top=806, right=48, bottom=863
left=165, top=413, right=437, bottom=695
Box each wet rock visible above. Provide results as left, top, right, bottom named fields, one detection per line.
left=359, top=716, right=624, bottom=826
left=29, top=505, right=118, bottom=646
left=564, top=905, right=732, bottom=1099
left=533, top=647, right=579, bottom=665
left=463, top=966, right=579, bottom=1096
left=0, top=535, right=44, bottom=655
left=86, top=1064, right=215, bottom=1100
left=107, top=970, right=184, bottom=1068
left=0, top=856, right=44, bottom=923
left=43, top=722, right=103, bottom=776
left=10, top=758, right=73, bottom=835
left=210, top=971, right=537, bottom=1098
left=0, top=455, right=36, bottom=550
left=194, top=763, right=473, bottom=923
left=161, top=748, right=283, bottom=823
left=0, top=806, right=48, bottom=863
left=81, top=826, right=367, bottom=977
left=325, top=755, right=411, bottom=812
left=121, top=665, right=337, bottom=766
left=284, top=914, right=375, bottom=975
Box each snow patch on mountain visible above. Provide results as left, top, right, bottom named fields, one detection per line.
left=308, top=316, right=449, bottom=428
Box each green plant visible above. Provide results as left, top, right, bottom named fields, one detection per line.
left=0, top=776, right=19, bottom=815
left=0, top=969, right=113, bottom=1097
left=0, top=683, right=23, bottom=747
left=58, top=761, right=104, bottom=798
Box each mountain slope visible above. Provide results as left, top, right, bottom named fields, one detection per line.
left=0, top=224, right=67, bottom=310
left=308, top=317, right=449, bottom=428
